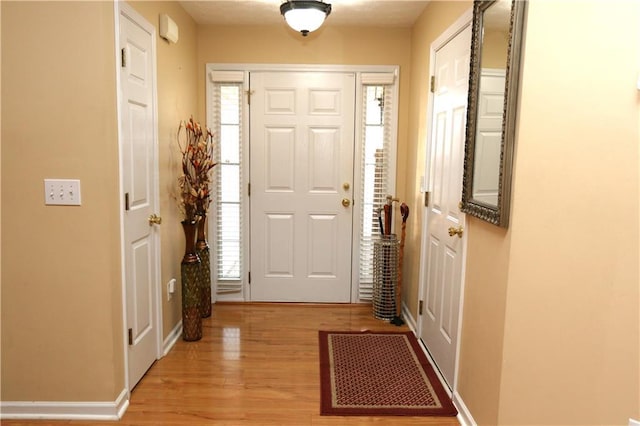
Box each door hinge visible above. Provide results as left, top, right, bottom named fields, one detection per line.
left=121, top=47, right=127, bottom=68
left=248, top=271, right=251, bottom=284
left=430, top=75, right=435, bottom=93
left=125, top=192, right=130, bottom=211
left=424, top=192, right=430, bottom=207
left=128, top=328, right=133, bottom=345
left=248, top=183, right=251, bottom=197
left=245, top=89, right=254, bottom=105
left=419, top=300, right=424, bottom=316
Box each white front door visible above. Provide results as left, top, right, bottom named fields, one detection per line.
left=118, top=4, right=160, bottom=389
left=249, top=71, right=355, bottom=302
left=419, top=23, right=471, bottom=388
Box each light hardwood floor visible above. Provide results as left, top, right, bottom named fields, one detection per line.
left=3, top=303, right=460, bottom=425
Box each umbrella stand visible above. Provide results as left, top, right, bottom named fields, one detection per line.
left=391, top=203, right=409, bottom=326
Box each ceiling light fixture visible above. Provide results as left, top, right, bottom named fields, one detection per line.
left=280, top=0, right=332, bottom=37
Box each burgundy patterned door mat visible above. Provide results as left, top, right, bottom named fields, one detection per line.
left=319, top=331, right=458, bottom=416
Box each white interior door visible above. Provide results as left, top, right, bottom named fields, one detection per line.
left=249, top=71, right=355, bottom=302
left=119, top=4, right=160, bottom=390
left=472, top=69, right=506, bottom=206
left=419, top=23, right=471, bottom=388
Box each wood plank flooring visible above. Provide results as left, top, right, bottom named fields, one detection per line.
left=2, top=303, right=460, bottom=425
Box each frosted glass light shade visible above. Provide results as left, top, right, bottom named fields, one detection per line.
left=280, top=1, right=332, bottom=36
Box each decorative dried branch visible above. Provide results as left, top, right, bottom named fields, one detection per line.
left=177, top=117, right=217, bottom=222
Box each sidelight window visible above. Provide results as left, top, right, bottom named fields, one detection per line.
left=356, top=84, right=395, bottom=300
left=211, top=79, right=244, bottom=297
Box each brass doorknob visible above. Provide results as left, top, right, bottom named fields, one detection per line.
left=448, top=226, right=463, bottom=238
left=342, top=198, right=351, bottom=207
left=148, top=214, right=162, bottom=225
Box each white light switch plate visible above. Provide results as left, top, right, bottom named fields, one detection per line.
left=44, top=179, right=81, bottom=206
left=167, top=278, right=176, bottom=301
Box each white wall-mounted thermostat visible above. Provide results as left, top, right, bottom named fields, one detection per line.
left=159, top=14, right=179, bottom=44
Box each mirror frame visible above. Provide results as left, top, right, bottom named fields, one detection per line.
left=461, top=0, right=527, bottom=227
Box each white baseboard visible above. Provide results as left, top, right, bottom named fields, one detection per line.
left=0, top=388, right=129, bottom=421
left=404, top=304, right=476, bottom=426
left=2, top=319, right=181, bottom=421
left=453, top=390, right=477, bottom=426
left=163, top=319, right=183, bottom=356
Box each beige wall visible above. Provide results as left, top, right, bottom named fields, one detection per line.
left=410, top=1, right=640, bottom=425
left=1, top=0, right=198, bottom=402
left=1, top=1, right=123, bottom=400
left=481, top=28, right=509, bottom=70
left=497, top=1, right=640, bottom=424
left=128, top=0, right=199, bottom=343
left=2, top=2, right=639, bottom=424
left=408, top=3, right=510, bottom=424
left=196, top=24, right=411, bottom=67
left=457, top=217, right=511, bottom=425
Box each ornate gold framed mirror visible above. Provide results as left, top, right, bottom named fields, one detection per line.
left=461, top=0, right=527, bottom=227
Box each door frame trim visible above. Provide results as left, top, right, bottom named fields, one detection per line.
left=417, top=8, right=472, bottom=393
left=114, top=1, right=163, bottom=396
left=205, top=63, right=399, bottom=303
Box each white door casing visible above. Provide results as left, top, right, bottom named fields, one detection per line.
left=117, top=3, right=161, bottom=390
left=249, top=71, right=356, bottom=302
left=419, top=19, right=471, bottom=389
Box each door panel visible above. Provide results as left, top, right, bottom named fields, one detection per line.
left=309, top=129, right=340, bottom=191
left=474, top=70, right=506, bottom=205
left=119, top=5, right=159, bottom=390
left=132, top=241, right=152, bottom=334
left=265, top=128, right=295, bottom=190
left=420, top=24, right=471, bottom=389
left=250, top=71, right=355, bottom=302
left=307, top=214, right=338, bottom=278
left=265, top=213, right=294, bottom=277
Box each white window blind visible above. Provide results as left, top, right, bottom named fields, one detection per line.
left=211, top=82, right=244, bottom=296
left=358, top=85, right=393, bottom=300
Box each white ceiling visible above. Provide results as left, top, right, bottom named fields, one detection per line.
left=179, top=1, right=431, bottom=28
